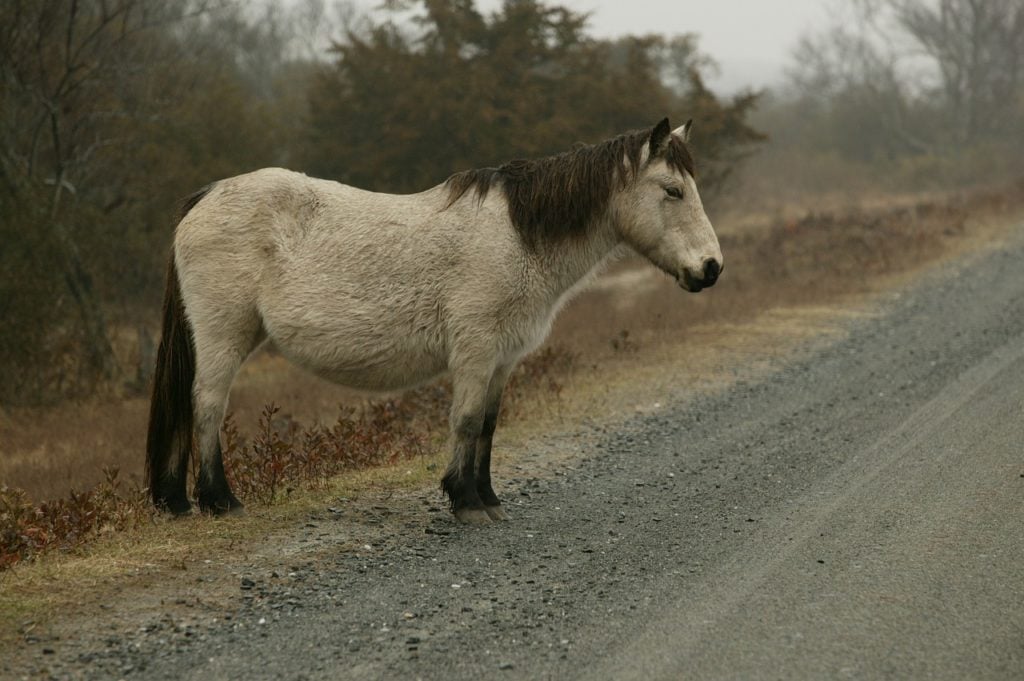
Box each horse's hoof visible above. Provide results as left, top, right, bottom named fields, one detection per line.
left=484, top=505, right=509, bottom=521
left=454, top=508, right=492, bottom=525
left=154, top=494, right=193, bottom=517
left=198, top=497, right=245, bottom=517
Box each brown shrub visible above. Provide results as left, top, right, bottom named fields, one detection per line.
left=221, top=401, right=432, bottom=505
left=0, top=345, right=576, bottom=570
left=0, top=468, right=148, bottom=570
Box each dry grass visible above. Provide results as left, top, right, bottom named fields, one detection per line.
left=0, top=347, right=572, bottom=570
left=1, top=179, right=1023, bottom=572
left=553, top=179, right=1024, bottom=360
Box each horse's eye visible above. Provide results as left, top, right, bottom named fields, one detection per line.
left=664, top=186, right=683, bottom=200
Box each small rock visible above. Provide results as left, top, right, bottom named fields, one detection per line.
left=240, top=578, right=256, bottom=590
left=499, top=662, right=515, bottom=670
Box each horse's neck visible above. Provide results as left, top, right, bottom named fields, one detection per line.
left=533, top=218, right=622, bottom=300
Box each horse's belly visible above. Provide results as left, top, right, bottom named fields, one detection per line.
left=267, top=317, right=447, bottom=392
left=313, top=351, right=448, bottom=391
left=260, top=269, right=452, bottom=390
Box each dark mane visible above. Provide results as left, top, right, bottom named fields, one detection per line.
left=444, top=125, right=696, bottom=248
left=179, top=182, right=217, bottom=221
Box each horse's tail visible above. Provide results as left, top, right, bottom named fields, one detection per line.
left=145, top=184, right=213, bottom=513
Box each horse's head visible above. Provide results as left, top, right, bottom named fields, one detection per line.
left=613, top=118, right=722, bottom=293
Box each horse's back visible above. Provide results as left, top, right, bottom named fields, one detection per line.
left=174, top=167, right=438, bottom=285
left=174, top=168, right=314, bottom=264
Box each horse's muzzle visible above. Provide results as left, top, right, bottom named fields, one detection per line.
left=680, top=258, right=722, bottom=293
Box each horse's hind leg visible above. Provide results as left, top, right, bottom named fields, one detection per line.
left=441, top=359, right=496, bottom=525
left=476, top=365, right=513, bottom=521
left=192, top=320, right=260, bottom=515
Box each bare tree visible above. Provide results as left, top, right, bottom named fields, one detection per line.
left=0, top=1, right=210, bottom=385
left=788, top=10, right=928, bottom=157
left=787, top=0, right=1024, bottom=157
left=889, top=0, right=1024, bottom=142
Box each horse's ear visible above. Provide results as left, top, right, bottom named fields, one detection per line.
left=649, top=118, right=672, bottom=157
left=673, top=119, right=693, bottom=143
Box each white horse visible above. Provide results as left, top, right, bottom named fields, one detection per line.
left=146, top=118, right=723, bottom=524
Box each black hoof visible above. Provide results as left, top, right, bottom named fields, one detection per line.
left=196, top=489, right=244, bottom=516
left=156, top=497, right=193, bottom=517
left=441, top=470, right=485, bottom=515
left=153, top=484, right=193, bottom=517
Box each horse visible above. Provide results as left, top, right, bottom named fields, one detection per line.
left=146, top=117, right=723, bottom=525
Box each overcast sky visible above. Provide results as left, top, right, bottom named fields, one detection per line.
left=471, top=0, right=830, bottom=93
left=348, top=1, right=831, bottom=93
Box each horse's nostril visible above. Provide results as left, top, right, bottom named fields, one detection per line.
left=703, top=259, right=721, bottom=285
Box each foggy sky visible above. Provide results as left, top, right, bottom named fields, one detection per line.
left=348, top=0, right=830, bottom=93
left=474, top=0, right=829, bottom=93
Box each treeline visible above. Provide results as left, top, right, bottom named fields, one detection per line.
left=0, top=0, right=312, bottom=404
left=0, top=0, right=763, bottom=406
left=304, top=0, right=762, bottom=193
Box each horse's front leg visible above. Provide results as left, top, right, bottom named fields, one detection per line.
left=441, top=360, right=495, bottom=525
left=476, top=364, right=513, bottom=521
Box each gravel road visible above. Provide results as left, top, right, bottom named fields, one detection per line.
left=21, top=228, right=1024, bottom=680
